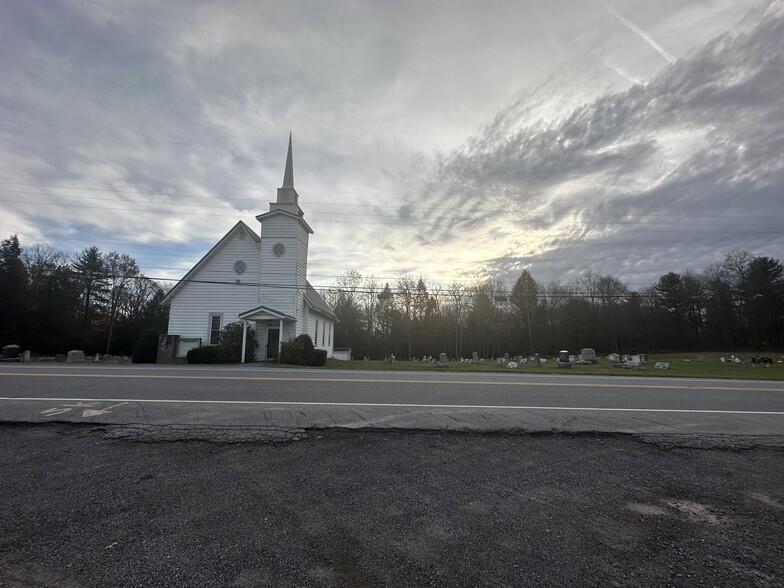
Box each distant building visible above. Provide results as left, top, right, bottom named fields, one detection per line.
left=159, top=136, right=337, bottom=362
left=332, top=347, right=352, bottom=361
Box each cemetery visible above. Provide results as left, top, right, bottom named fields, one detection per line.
left=2, top=334, right=781, bottom=380
left=322, top=350, right=784, bottom=380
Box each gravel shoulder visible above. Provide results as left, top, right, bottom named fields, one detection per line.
left=1, top=424, right=782, bottom=587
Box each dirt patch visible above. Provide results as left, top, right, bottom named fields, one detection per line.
left=666, top=499, right=725, bottom=524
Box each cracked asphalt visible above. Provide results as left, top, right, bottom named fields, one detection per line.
left=1, top=423, right=782, bottom=587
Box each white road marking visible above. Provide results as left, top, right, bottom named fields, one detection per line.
left=40, top=407, right=72, bottom=416
left=1, top=372, right=782, bottom=392
left=7, top=397, right=783, bottom=416
left=81, top=402, right=127, bottom=418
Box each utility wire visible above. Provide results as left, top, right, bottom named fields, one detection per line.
left=4, top=196, right=782, bottom=232
left=1, top=181, right=781, bottom=220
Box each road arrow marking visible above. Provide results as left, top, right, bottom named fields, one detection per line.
left=81, top=402, right=127, bottom=418
left=40, top=407, right=72, bottom=416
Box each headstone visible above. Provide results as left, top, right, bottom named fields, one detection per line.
left=608, top=353, right=620, bottom=363
left=654, top=362, right=670, bottom=369
left=581, top=348, right=597, bottom=363
left=557, top=350, right=572, bottom=369
left=503, top=353, right=510, bottom=362
left=696, top=355, right=705, bottom=362
left=496, top=357, right=505, bottom=366
left=534, top=353, right=541, bottom=366
left=66, top=350, right=85, bottom=363
left=471, top=352, right=480, bottom=364
left=507, top=361, right=518, bottom=369
left=21, top=350, right=31, bottom=363
left=437, top=352, right=448, bottom=367
left=94, top=354, right=101, bottom=362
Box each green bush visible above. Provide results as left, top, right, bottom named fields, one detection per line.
left=131, top=328, right=160, bottom=363
left=187, top=345, right=231, bottom=364
left=279, top=334, right=318, bottom=366
left=219, top=321, right=256, bottom=363
left=313, top=349, right=327, bottom=366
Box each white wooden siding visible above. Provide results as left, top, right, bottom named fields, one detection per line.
left=167, top=232, right=260, bottom=340
left=258, top=216, right=307, bottom=321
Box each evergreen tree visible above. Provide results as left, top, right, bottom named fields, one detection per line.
left=0, top=235, right=28, bottom=345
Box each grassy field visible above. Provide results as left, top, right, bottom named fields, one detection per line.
left=324, top=351, right=784, bottom=380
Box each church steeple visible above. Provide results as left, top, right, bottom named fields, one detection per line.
left=276, top=133, right=300, bottom=209
left=282, top=133, right=294, bottom=189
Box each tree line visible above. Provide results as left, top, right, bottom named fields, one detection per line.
left=2, top=231, right=781, bottom=360
left=324, top=252, right=784, bottom=359
left=0, top=235, right=168, bottom=355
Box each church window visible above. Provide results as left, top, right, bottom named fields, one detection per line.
left=209, top=314, right=222, bottom=345
left=328, top=324, right=331, bottom=346
left=273, top=242, right=286, bottom=257
left=233, top=260, right=247, bottom=274
left=315, top=320, right=319, bottom=345
left=322, top=321, right=325, bottom=346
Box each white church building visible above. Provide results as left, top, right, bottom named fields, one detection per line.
left=159, top=136, right=337, bottom=363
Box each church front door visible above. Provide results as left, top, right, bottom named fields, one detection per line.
left=266, top=328, right=280, bottom=360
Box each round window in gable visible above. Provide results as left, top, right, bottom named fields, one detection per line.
left=234, top=260, right=247, bottom=275
left=273, top=243, right=286, bottom=257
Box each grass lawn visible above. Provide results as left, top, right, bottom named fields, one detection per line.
left=324, top=351, right=784, bottom=381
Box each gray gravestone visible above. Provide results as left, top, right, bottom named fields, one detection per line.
left=67, top=350, right=85, bottom=363
left=471, top=352, right=480, bottom=364
left=438, top=352, right=448, bottom=367
left=581, top=348, right=597, bottom=363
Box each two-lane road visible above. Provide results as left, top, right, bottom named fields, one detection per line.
left=1, top=363, right=782, bottom=436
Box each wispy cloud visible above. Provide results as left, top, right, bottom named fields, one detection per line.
left=601, top=1, right=676, bottom=64
left=391, top=3, right=783, bottom=285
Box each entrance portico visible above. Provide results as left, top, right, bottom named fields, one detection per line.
left=238, top=306, right=296, bottom=362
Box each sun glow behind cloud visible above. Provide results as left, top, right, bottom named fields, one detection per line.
left=0, top=0, right=781, bottom=289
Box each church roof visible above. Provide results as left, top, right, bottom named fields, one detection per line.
left=304, top=281, right=339, bottom=321
left=238, top=305, right=296, bottom=321
left=160, top=220, right=259, bottom=306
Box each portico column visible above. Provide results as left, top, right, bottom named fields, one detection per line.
left=278, top=318, right=284, bottom=363
left=241, top=320, right=248, bottom=364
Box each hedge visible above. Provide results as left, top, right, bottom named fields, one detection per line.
left=279, top=334, right=327, bottom=366
left=187, top=345, right=232, bottom=364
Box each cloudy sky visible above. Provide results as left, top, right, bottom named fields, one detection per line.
left=1, top=0, right=782, bottom=291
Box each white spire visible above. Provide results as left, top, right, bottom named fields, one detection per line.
left=275, top=133, right=300, bottom=209
left=281, top=132, right=294, bottom=189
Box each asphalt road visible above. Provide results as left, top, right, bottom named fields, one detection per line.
left=1, top=364, right=782, bottom=440
left=2, top=424, right=783, bottom=587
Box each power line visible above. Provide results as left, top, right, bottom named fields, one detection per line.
left=1, top=180, right=781, bottom=220
left=4, top=196, right=782, bottom=233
